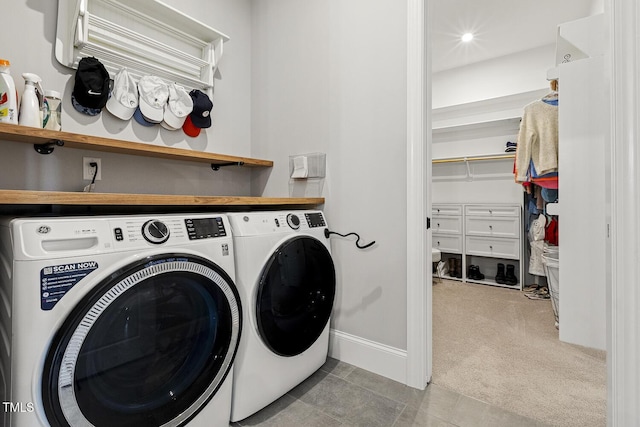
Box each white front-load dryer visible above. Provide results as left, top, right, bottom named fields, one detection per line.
left=0, top=213, right=241, bottom=427
left=227, top=210, right=335, bottom=422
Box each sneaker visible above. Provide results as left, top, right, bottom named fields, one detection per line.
left=524, top=287, right=550, bottom=300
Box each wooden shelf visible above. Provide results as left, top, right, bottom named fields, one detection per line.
left=0, top=123, right=273, bottom=168
left=0, top=124, right=325, bottom=209
left=0, top=190, right=324, bottom=208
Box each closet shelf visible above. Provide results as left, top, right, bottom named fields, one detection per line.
left=0, top=190, right=324, bottom=208
left=432, top=117, right=521, bottom=135
left=0, top=123, right=273, bottom=168
left=432, top=153, right=515, bottom=164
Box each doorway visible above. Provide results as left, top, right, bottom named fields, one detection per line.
left=406, top=0, right=640, bottom=425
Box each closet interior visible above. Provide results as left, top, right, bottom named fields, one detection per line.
left=431, top=13, right=606, bottom=351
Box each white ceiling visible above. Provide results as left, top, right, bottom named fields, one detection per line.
left=431, top=0, right=598, bottom=73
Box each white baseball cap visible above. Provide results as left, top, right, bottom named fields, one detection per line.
left=162, top=83, right=193, bottom=130
left=138, top=76, right=168, bottom=123
left=106, top=68, right=138, bottom=120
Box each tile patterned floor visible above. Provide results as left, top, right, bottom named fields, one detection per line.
left=230, top=358, right=551, bottom=427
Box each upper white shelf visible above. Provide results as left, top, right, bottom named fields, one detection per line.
left=432, top=117, right=522, bottom=136
left=432, top=88, right=549, bottom=131
left=55, top=0, right=229, bottom=96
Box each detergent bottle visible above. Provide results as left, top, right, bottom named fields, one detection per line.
left=19, top=73, right=44, bottom=128
left=0, top=59, right=18, bottom=124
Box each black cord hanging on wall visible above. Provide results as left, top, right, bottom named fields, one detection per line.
left=324, top=229, right=375, bottom=249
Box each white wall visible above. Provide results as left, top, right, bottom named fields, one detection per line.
left=432, top=44, right=555, bottom=109
left=590, top=0, right=604, bottom=14
left=1, top=1, right=253, bottom=196
left=251, top=0, right=409, bottom=352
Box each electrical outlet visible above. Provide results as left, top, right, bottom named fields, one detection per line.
left=83, top=157, right=102, bottom=180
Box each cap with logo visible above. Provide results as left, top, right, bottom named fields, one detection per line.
left=182, top=89, right=213, bottom=137
left=137, top=76, right=168, bottom=124
left=72, top=57, right=110, bottom=116
left=106, top=68, right=138, bottom=120
left=162, top=83, right=193, bottom=131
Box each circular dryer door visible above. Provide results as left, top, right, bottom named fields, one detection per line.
left=42, top=254, right=241, bottom=427
left=257, top=236, right=336, bottom=357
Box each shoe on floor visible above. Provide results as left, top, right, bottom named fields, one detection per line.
left=524, top=287, right=550, bottom=300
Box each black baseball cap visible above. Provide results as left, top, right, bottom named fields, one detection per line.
left=72, top=57, right=110, bottom=113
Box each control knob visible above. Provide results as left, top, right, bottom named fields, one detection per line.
left=142, top=220, right=170, bottom=244
left=286, top=214, right=300, bottom=230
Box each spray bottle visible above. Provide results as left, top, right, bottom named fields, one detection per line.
left=0, top=59, right=18, bottom=124
left=19, top=73, right=44, bottom=128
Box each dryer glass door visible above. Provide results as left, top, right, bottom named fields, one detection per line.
left=257, top=236, right=336, bottom=356
left=42, top=254, right=241, bottom=427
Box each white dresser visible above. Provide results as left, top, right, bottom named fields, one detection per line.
left=432, top=204, right=463, bottom=255
left=433, top=203, right=522, bottom=289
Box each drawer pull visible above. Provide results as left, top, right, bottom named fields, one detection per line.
left=489, top=209, right=492, bottom=214
left=437, top=241, right=440, bottom=246
left=489, top=245, right=493, bottom=250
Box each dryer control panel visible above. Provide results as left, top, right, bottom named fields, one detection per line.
left=229, top=211, right=327, bottom=237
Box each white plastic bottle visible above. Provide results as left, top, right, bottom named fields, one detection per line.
left=0, top=59, right=18, bottom=124
left=18, top=73, right=44, bottom=128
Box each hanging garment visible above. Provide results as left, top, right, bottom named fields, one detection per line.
left=514, top=100, right=559, bottom=183
left=528, top=160, right=558, bottom=189
left=528, top=213, right=547, bottom=276
left=545, top=217, right=559, bottom=245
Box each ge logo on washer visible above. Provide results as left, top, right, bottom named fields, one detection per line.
left=37, top=225, right=51, bottom=234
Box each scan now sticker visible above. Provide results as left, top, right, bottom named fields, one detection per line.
left=2, top=401, right=34, bottom=413
left=40, top=261, right=99, bottom=311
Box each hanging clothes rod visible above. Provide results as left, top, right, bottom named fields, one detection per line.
left=432, top=154, right=515, bottom=164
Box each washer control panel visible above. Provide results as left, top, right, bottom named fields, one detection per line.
left=109, top=215, right=228, bottom=247
left=185, top=217, right=227, bottom=240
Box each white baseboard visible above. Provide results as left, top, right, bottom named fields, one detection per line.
left=328, top=328, right=407, bottom=385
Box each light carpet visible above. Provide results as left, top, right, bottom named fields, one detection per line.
left=432, top=279, right=606, bottom=427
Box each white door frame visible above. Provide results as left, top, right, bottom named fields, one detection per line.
left=405, top=0, right=431, bottom=389
left=607, top=0, right=640, bottom=424
left=405, top=0, right=640, bottom=423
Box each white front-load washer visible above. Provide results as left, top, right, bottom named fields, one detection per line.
left=227, top=210, right=335, bottom=422
left=0, top=213, right=241, bottom=427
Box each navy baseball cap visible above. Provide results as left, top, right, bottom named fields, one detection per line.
left=183, top=89, right=212, bottom=137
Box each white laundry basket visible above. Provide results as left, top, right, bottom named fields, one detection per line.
left=542, top=245, right=560, bottom=325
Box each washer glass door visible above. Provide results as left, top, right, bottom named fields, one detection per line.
left=257, top=236, right=336, bottom=356
left=42, top=254, right=241, bottom=427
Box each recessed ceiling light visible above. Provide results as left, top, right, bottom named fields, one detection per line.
left=461, top=33, right=474, bottom=42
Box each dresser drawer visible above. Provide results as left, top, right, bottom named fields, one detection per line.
left=432, top=204, right=462, bottom=216
left=465, top=216, right=520, bottom=238
left=433, top=234, right=462, bottom=253
left=465, top=236, right=519, bottom=259
left=432, top=216, right=462, bottom=234
left=465, top=205, right=520, bottom=217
